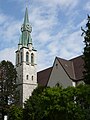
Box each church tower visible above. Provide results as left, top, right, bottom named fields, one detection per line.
left=16, top=8, right=37, bottom=106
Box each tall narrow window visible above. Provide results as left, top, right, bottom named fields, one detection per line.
left=32, top=76, right=33, bottom=81
left=26, top=75, right=29, bottom=80
left=21, top=52, right=23, bottom=63
left=31, top=53, right=34, bottom=64
left=17, top=54, right=19, bottom=64
left=26, top=52, right=29, bottom=62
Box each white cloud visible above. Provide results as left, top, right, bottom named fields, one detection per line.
left=0, top=0, right=86, bottom=71
left=0, top=13, right=22, bottom=44
left=37, top=32, right=51, bottom=43
left=37, top=29, right=84, bottom=70
left=38, top=26, right=84, bottom=69
left=1, top=21, right=21, bottom=42
left=27, top=2, right=85, bottom=70
left=76, top=19, right=87, bottom=29
left=37, top=0, right=78, bottom=9
left=29, top=5, right=57, bottom=30
left=0, top=13, right=8, bottom=25
left=0, top=48, right=16, bottom=64
left=37, top=50, right=51, bottom=70
left=84, top=1, right=90, bottom=11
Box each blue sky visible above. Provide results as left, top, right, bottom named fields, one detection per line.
left=0, top=0, right=90, bottom=71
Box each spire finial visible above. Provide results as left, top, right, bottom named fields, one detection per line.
left=26, top=0, right=28, bottom=7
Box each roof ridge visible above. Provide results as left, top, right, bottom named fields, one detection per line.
left=56, top=56, right=68, bottom=61
left=38, top=66, right=52, bottom=73
left=69, top=55, right=83, bottom=61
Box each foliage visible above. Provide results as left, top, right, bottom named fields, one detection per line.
left=76, top=84, right=90, bottom=120
left=81, top=15, right=90, bottom=84
left=8, top=105, right=23, bottom=120
left=23, top=85, right=90, bottom=120
left=23, top=85, right=45, bottom=120
left=0, top=60, right=17, bottom=118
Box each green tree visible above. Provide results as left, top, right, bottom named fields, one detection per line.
left=82, top=15, right=90, bottom=84
left=8, top=105, right=23, bottom=120
left=0, top=60, right=17, bottom=119
left=23, top=85, right=45, bottom=120
left=76, top=84, right=90, bottom=120
left=23, top=85, right=90, bottom=120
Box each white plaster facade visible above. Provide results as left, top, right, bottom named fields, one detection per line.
left=47, top=58, right=73, bottom=88
left=16, top=45, right=37, bottom=105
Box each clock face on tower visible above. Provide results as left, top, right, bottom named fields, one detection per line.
left=26, top=24, right=32, bottom=32
left=21, top=24, right=32, bottom=33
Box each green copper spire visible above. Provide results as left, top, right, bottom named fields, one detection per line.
left=24, top=7, right=29, bottom=24
left=20, top=7, right=32, bottom=47
left=19, top=35, right=22, bottom=45
left=28, top=35, right=32, bottom=44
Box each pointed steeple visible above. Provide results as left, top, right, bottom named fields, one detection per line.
left=24, top=7, right=29, bottom=24
left=21, top=7, right=32, bottom=32
left=19, top=7, right=32, bottom=48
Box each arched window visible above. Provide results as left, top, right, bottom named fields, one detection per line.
left=21, top=52, right=23, bottom=63
left=26, top=75, right=29, bottom=80
left=17, top=54, right=19, bottom=64
left=32, top=76, right=33, bottom=81
left=26, top=52, right=29, bottom=62
left=31, top=53, right=34, bottom=64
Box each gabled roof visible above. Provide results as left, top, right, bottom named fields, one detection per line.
left=70, top=55, right=84, bottom=80
left=37, top=55, right=84, bottom=86
left=57, top=55, right=84, bottom=81
left=57, top=57, right=75, bottom=80
left=37, top=67, right=52, bottom=86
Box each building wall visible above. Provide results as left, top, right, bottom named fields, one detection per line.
left=16, top=47, right=37, bottom=106
left=23, top=84, right=37, bottom=103
left=47, top=59, right=73, bottom=88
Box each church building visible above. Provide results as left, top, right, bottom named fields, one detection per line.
left=16, top=8, right=37, bottom=105
left=16, top=8, right=84, bottom=105
left=37, top=55, right=84, bottom=88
